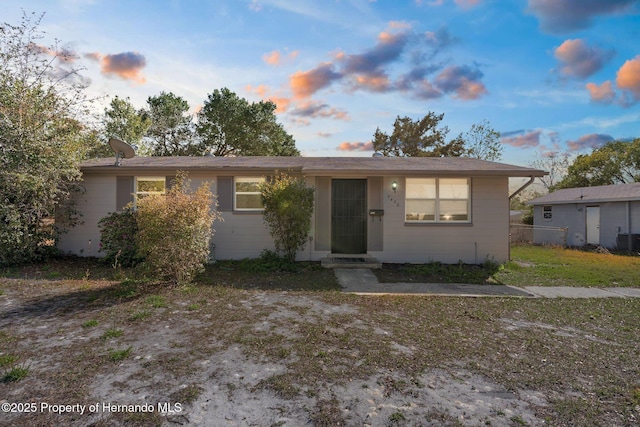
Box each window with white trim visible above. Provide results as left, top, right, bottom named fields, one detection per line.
left=405, top=178, right=470, bottom=223
left=543, top=205, right=552, bottom=221
left=134, top=177, right=166, bottom=206
left=234, top=177, right=265, bottom=211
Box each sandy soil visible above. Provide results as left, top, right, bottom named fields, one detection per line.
left=0, top=280, right=557, bottom=427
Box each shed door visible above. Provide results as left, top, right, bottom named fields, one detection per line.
left=332, top=179, right=367, bottom=254
left=586, top=206, right=600, bottom=245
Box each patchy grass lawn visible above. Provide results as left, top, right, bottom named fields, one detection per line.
left=376, top=245, right=640, bottom=287
left=0, top=256, right=639, bottom=426
left=496, top=245, right=640, bottom=287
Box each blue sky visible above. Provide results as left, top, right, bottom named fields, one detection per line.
left=4, top=0, right=640, bottom=166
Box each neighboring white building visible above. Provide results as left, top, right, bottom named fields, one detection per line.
left=527, top=182, right=640, bottom=250
left=58, top=156, right=545, bottom=264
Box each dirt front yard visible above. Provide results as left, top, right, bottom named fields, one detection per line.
left=1, top=268, right=639, bottom=426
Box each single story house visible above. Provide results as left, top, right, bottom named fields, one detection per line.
left=527, top=182, right=640, bottom=250
left=58, top=156, right=545, bottom=264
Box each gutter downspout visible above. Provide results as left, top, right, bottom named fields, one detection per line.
left=508, top=176, right=537, bottom=261
left=509, top=176, right=536, bottom=201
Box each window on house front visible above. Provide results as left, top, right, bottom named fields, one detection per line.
left=543, top=205, right=552, bottom=221
left=405, top=178, right=470, bottom=223
left=234, top=177, right=265, bottom=211
left=134, top=177, right=166, bottom=206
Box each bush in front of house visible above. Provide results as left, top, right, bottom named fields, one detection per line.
left=260, top=172, right=314, bottom=263
left=135, top=172, right=220, bottom=285
left=98, top=208, right=140, bottom=267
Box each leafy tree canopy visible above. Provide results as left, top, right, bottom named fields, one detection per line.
left=463, top=119, right=503, bottom=161
left=195, top=88, right=299, bottom=156
left=145, top=91, right=194, bottom=156
left=103, top=95, right=151, bottom=154
left=0, top=12, right=92, bottom=265
left=553, top=139, right=640, bottom=190
left=372, top=112, right=501, bottom=160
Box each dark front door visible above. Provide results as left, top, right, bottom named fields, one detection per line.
left=332, top=179, right=367, bottom=254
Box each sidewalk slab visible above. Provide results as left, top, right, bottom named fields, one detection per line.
left=335, top=268, right=640, bottom=298
left=335, top=268, right=532, bottom=297
left=603, top=288, right=640, bottom=298
left=523, top=286, right=626, bottom=298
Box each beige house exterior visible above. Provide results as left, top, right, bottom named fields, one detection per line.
left=58, top=156, right=545, bottom=264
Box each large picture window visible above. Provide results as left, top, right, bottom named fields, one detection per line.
left=235, top=177, right=265, bottom=211
left=134, top=177, right=166, bottom=206
left=405, top=178, right=470, bottom=223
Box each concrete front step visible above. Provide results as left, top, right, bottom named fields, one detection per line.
left=321, top=255, right=381, bottom=269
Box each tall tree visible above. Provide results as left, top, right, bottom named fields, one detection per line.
left=0, top=12, right=92, bottom=265
left=554, top=139, right=640, bottom=189
left=145, top=91, right=194, bottom=156
left=103, top=96, right=151, bottom=153
left=462, top=120, right=503, bottom=161
left=529, top=151, right=571, bottom=190
left=372, top=112, right=465, bottom=157
left=195, top=88, right=299, bottom=156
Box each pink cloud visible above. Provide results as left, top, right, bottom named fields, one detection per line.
left=350, top=73, right=391, bottom=92
left=420, top=0, right=481, bottom=9
left=263, top=50, right=299, bottom=66
left=616, top=54, right=640, bottom=101
left=86, top=51, right=147, bottom=84
left=290, top=100, right=350, bottom=121
left=337, top=141, right=374, bottom=152
left=434, top=65, right=488, bottom=100
left=30, top=43, right=79, bottom=63
left=289, top=62, right=342, bottom=99
left=586, top=81, right=616, bottom=104
left=528, top=0, right=636, bottom=33
left=554, top=39, right=612, bottom=79
left=501, top=130, right=542, bottom=148
left=566, top=134, right=613, bottom=151
left=245, top=84, right=292, bottom=113
left=454, top=0, right=481, bottom=9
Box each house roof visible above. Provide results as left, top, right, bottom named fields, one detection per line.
left=528, top=182, right=640, bottom=205
left=80, top=156, right=546, bottom=177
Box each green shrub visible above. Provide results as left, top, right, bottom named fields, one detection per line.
left=260, top=173, right=314, bottom=262
left=98, top=208, right=140, bottom=267
left=136, top=172, right=220, bottom=285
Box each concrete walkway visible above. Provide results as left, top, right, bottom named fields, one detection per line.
left=335, top=268, right=640, bottom=298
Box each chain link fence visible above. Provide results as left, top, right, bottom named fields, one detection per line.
left=510, top=224, right=568, bottom=246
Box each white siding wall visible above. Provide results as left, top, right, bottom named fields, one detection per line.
left=203, top=175, right=273, bottom=260
left=58, top=175, right=116, bottom=257
left=59, top=173, right=512, bottom=263
left=534, top=201, right=640, bottom=249
left=373, top=176, right=509, bottom=264
left=213, top=212, right=274, bottom=260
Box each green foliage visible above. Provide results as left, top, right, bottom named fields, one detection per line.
left=108, top=347, right=132, bottom=363
left=0, top=12, right=90, bottom=266
left=195, top=88, right=299, bottom=156
left=103, top=96, right=151, bottom=150
left=554, top=138, right=640, bottom=189
left=462, top=119, right=502, bottom=161
left=373, top=113, right=502, bottom=160
left=2, top=365, right=29, bottom=383
left=98, top=208, right=140, bottom=267
left=235, top=250, right=299, bottom=272
left=373, top=112, right=462, bottom=157
left=135, top=171, right=220, bottom=284
left=260, top=173, right=315, bottom=262
left=145, top=91, right=194, bottom=156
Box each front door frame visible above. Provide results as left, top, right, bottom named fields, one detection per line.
left=331, top=179, right=368, bottom=254
left=586, top=205, right=600, bottom=245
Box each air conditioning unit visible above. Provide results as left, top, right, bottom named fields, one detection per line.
left=617, top=234, right=640, bottom=251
